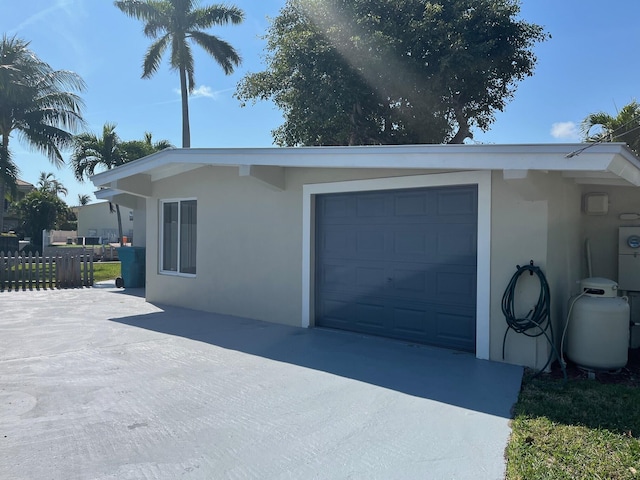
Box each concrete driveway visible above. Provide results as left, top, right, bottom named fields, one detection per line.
left=0, top=285, right=522, bottom=480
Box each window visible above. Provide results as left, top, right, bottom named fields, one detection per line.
left=161, top=199, right=197, bottom=275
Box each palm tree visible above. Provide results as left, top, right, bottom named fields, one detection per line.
left=71, top=123, right=126, bottom=243
left=120, top=131, right=173, bottom=160
left=77, top=193, right=91, bottom=206
left=0, top=35, right=85, bottom=232
left=37, top=172, right=68, bottom=197
left=114, top=0, right=244, bottom=147
left=582, top=100, right=640, bottom=155
left=71, top=123, right=173, bottom=243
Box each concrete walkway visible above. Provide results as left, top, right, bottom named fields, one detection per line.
left=0, top=285, right=523, bottom=480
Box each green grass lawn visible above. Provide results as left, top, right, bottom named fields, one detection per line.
left=507, top=374, right=640, bottom=479
left=92, top=262, right=121, bottom=283
left=2, top=261, right=120, bottom=285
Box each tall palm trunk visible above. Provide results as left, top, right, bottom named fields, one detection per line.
left=179, top=66, right=191, bottom=148
left=116, top=204, right=123, bottom=245
left=109, top=202, right=124, bottom=245
left=0, top=134, right=10, bottom=234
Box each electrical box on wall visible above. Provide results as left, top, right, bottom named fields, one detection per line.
left=583, top=192, right=609, bottom=215
left=619, top=226, right=640, bottom=291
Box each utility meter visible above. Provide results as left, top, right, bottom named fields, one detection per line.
left=619, top=226, right=640, bottom=290
left=628, top=235, right=640, bottom=249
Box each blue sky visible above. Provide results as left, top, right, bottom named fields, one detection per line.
left=2, top=0, right=640, bottom=204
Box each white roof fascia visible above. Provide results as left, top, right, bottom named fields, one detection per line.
left=90, top=143, right=640, bottom=188
left=94, top=187, right=118, bottom=200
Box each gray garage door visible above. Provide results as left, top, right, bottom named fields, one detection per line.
left=315, top=185, right=477, bottom=352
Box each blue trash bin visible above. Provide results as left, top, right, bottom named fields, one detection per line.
left=117, top=246, right=146, bottom=288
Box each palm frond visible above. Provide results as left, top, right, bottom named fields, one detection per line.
left=190, top=31, right=241, bottom=75
left=189, top=5, right=244, bottom=29
left=143, top=35, right=170, bottom=78
left=114, top=0, right=167, bottom=22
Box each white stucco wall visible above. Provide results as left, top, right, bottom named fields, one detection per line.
left=132, top=197, right=146, bottom=247
left=488, top=172, right=582, bottom=369
left=143, top=165, right=588, bottom=368
left=77, top=202, right=134, bottom=242
left=145, top=167, right=436, bottom=326
left=580, top=185, right=640, bottom=282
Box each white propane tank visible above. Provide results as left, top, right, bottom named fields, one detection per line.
left=566, top=277, right=630, bottom=370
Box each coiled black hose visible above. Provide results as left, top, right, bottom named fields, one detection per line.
left=501, top=262, right=566, bottom=380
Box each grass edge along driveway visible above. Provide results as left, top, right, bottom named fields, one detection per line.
left=506, top=374, right=640, bottom=479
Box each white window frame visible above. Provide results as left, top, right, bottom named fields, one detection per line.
left=301, top=171, right=491, bottom=360
left=159, top=197, right=197, bottom=277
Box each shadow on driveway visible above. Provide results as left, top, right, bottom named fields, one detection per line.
left=108, top=300, right=523, bottom=419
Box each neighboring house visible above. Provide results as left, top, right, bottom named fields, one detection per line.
left=77, top=201, right=134, bottom=243
left=3, top=179, right=35, bottom=233
left=90, top=143, right=640, bottom=369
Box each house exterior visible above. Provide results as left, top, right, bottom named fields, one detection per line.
left=90, top=143, right=640, bottom=369
left=3, top=179, right=35, bottom=233
left=77, top=201, right=134, bottom=243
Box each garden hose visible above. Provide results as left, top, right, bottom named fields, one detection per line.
left=501, top=261, right=567, bottom=380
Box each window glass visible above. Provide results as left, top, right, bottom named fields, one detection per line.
left=161, top=200, right=196, bottom=275
left=162, top=202, right=178, bottom=272
left=180, top=200, right=197, bottom=274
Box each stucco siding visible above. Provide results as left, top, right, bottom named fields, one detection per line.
left=142, top=164, right=588, bottom=369
left=545, top=176, right=582, bottom=362
left=132, top=197, right=146, bottom=247
left=490, top=173, right=549, bottom=368
left=145, top=167, right=463, bottom=327
left=78, top=202, right=134, bottom=242
left=580, top=185, right=640, bottom=282
left=489, top=171, right=582, bottom=369
left=145, top=166, right=301, bottom=325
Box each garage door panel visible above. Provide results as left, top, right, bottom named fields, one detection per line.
left=393, top=269, right=427, bottom=293
left=321, top=227, right=475, bottom=264
left=355, top=302, right=387, bottom=329
left=319, top=291, right=475, bottom=351
left=436, top=225, right=477, bottom=259
left=320, top=195, right=352, bottom=218
left=435, top=309, right=476, bottom=351
left=437, top=189, right=477, bottom=216
left=393, top=230, right=430, bottom=255
left=392, top=306, right=430, bottom=335
left=317, top=298, right=355, bottom=328
left=321, top=263, right=357, bottom=289
left=355, top=266, right=388, bottom=288
left=356, top=230, right=386, bottom=253
left=356, top=194, right=389, bottom=217
left=436, top=270, right=476, bottom=303
left=316, top=185, right=477, bottom=352
left=321, top=228, right=352, bottom=254
left=320, top=261, right=476, bottom=306
left=394, top=191, right=429, bottom=216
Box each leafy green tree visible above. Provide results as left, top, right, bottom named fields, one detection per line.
left=71, top=123, right=173, bottom=243
left=114, top=0, right=244, bottom=148
left=120, top=132, right=173, bottom=160
left=0, top=35, right=85, bottom=233
left=582, top=100, right=640, bottom=155
left=15, top=190, right=71, bottom=248
left=236, top=0, right=547, bottom=146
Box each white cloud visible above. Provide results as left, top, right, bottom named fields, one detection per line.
left=173, top=85, right=234, bottom=100
left=550, top=121, right=580, bottom=140
left=190, top=86, right=217, bottom=98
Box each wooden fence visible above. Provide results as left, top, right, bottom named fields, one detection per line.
left=0, top=250, right=94, bottom=291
